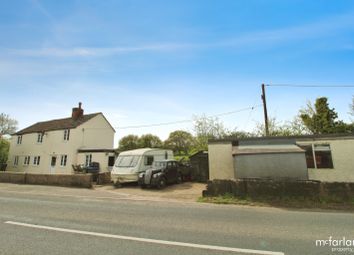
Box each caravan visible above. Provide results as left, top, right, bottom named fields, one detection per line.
left=111, top=148, right=173, bottom=184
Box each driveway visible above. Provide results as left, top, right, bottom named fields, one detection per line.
left=95, top=182, right=206, bottom=202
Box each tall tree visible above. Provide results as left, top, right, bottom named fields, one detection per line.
left=118, top=135, right=140, bottom=151
left=300, top=97, right=353, bottom=134
left=138, top=134, right=163, bottom=148
left=351, top=96, right=354, bottom=117
left=193, top=114, right=227, bottom=151
left=0, top=113, right=18, bottom=137
left=0, top=139, right=10, bottom=163
left=164, top=130, right=194, bottom=156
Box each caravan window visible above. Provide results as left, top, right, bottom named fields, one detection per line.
left=115, top=156, right=140, bottom=167
left=144, top=156, right=154, bottom=166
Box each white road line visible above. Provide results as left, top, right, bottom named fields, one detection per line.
left=5, top=221, right=284, bottom=255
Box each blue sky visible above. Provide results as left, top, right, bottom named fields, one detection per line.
left=1, top=0, right=354, bottom=145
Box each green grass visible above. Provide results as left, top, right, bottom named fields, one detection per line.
left=198, top=193, right=354, bottom=211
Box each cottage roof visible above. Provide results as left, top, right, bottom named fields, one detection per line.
left=15, top=113, right=101, bottom=135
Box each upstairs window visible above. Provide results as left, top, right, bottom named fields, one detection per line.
left=299, top=144, right=334, bottom=169
left=17, top=135, right=22, bottom=144
left=14, top=156, right=19, bottom=166
left=24, top=156, right=30, bottom=165
left=37, top=133, right=44, bottom=143
left=64, top=129, right=70, bottom=141
left=60, top=155, right=67, bottom=166
left=33, top=156, right=41, bottom=166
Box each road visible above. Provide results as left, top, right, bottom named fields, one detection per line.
left=0, top=184, right=353, bottom=255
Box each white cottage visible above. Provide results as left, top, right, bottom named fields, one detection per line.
left=7, top=103, right=115, bottom=174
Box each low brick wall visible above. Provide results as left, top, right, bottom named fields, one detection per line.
left=97, top=172, right=111, bottom=185
left=0, top=172, right=26, bottom=184
left=203, top=179, right=354, bottom=201
left=0, top=172, right=92, bottom=188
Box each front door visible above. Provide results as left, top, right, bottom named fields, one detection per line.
left=50, top=156, right=56, bottom=174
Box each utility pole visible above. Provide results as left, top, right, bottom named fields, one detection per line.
left=261, top=83, right=269, bottom=136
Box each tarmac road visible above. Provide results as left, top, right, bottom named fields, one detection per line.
left=0, top=183, right=353, bottom=255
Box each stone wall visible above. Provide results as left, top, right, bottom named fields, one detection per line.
left=97, top=172, right=111, bottom=185
left=0, top=172, right=93, bottom=188
left=203, top=179, right=354, bottom=201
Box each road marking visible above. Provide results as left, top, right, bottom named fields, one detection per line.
left=5, top=221, right=284, bottom=255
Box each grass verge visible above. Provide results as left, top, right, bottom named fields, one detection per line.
left=198, top=193, right=354, bottom=211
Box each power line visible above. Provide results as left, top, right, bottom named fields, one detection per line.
left=116, top=105, right=262, bottom=130
left=266, top=84, right=354, bottom=88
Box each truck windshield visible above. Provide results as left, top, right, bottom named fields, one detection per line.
left=153, top=161, right=167, bottom=168
left=115, top=156, right=140, bottom=167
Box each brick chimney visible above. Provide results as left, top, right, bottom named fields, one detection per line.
left=72, top=102, right=84, bottom=120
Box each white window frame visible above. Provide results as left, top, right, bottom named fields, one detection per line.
left=85, top=154, right=92, bottom=167
left=23, top=156, right=30, bottom=166
left=14, top=156, right=19, bottom=166
left=17, top=135, right=22, bottom=145
left=298, top=143, right=334, bottom=169
left=64, top=129, right=70, bottom=141
left=60, top=155, right=68, bottom=167
left=37, top=133, right=43, bottom=143
left=33, top=156, right=41, bottom=166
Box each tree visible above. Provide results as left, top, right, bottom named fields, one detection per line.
left=118, top=135, right=140, bottom=151
left=300, top=97, right=353, bottom=134
left=351, top=96, right=354, bottom=117
left=193, top=114, right=227, bottom=151
left=225, top=129, right=254, bottom=139
left=164, top=130, right=195, bottom=156
left=0, top=113, right=18, bottom=138
left=254, top=116, right=311, bottom=137
left=138, top=134, right=163, bottom=148
left=0, top=139, right=10, bottom=163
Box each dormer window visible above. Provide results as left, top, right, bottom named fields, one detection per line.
left=64, top=129, right=70, bottom=141
left=17, top=135, right=22, bottom=144
left=37, top=133, right=44, bottom=143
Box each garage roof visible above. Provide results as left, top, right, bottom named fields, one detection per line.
left=233, top=144, right=305, bottom=156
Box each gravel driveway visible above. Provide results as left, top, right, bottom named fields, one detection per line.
left=95, top=182, right=206, bottom=202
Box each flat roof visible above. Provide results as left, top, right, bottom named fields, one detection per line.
left=233, top=144, right=305, bottom=156
left=209, top=133, right=354, bottom=144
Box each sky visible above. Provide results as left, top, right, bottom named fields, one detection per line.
left=1, top=0, right=354, bottom=146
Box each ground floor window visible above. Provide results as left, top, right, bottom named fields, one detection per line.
left=60, top=155, right=67, bottom=166
left=33, top=156, right=41, bottom=166
left=298, top=144, right=334, bottom=169
left=24, top=156, right=30, bottom=166
left=85, top=154, right=92, bottom=166
left=108, top=156, right=115, bottom=167
left=14, top=156, right=19, bottom=166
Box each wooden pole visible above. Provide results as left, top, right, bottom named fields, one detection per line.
left=261, top=84, right=270, bottom=136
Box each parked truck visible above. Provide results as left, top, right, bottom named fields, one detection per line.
left=111, top=148, right=173, bottom=184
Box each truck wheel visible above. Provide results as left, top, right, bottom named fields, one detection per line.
left=157, top=178, right=166, bottom=189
